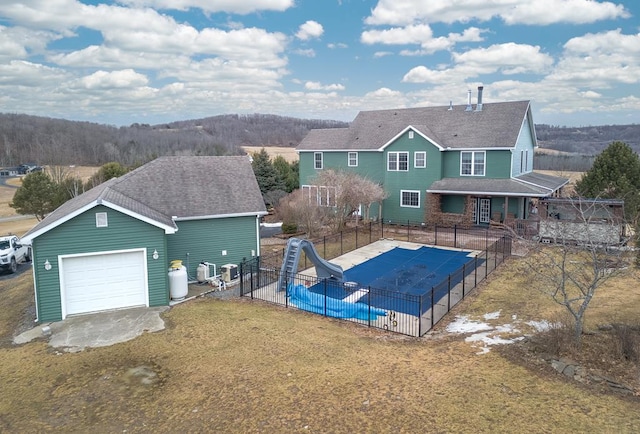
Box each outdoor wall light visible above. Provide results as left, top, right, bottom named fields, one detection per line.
left=152, top=249, right=159, bottom=260
left=44, top=259, right=51, bottom=271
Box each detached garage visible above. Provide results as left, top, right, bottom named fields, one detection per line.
left=21, top=156, right=267, bottom=323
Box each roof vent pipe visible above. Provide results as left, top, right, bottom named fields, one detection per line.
left=465, top=90, right=472, bottom=111
left=448, top=100, right=453, bottom=111
left=475, top=86, right=484, bottom=111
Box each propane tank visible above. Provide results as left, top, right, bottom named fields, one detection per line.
left=196, top=262, right=208, bottom=283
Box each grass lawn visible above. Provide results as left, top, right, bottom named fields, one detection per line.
left=1, top=256, right=640, bottom=432
left=1, top=175, right=639, bottom=432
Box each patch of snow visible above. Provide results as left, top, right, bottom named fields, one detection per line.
left=445, top=315, right=493, bottom=333
left=260, top=222, right=283, bottom=228
left=526, top=320, right=554, bottom=332
left=483, top=311, right=501, bottom=320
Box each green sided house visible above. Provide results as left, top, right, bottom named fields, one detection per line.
left=21, top=156, right=267, bottom=322
left=297, top=87, right=568, bottom=226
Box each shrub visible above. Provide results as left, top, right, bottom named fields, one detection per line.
left=282, top=222, right=298, bottom=234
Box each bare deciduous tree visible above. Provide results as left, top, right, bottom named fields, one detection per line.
left=519, top=198, right=629, bottom=345
left=313, top=170, right=387, bottom=230
left=276, top=189, right=327, bottom=238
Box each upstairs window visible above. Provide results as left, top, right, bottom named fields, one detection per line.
left=314, top=152, right=323, bottom=169
left=414, top=151, right=426, bottom=168
left=461, top=151, right=485, bottom=176
left=408, top=131, right=414, bottom=139
left=388, top=152, right=409, bottom=171
left=348, top=152, right=358, bottom=167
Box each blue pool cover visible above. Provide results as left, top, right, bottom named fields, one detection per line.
left=306, top=246, right=479, bottom=316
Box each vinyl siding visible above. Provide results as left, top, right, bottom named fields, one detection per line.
left=382, top=132, right=442, bottom=222
left=442, top=149, right=512, bottom=178
left=299, top=151, right=383, bottom=184
left=511, top=118, right=535, bottom=177
left=31, top=205, right=168, bottom=322
left=167, top=216, right=259, bottom=278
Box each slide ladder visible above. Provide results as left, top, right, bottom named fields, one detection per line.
left=277, top=238, right=343, bottom=292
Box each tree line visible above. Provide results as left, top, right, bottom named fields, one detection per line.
left=0, top=113, right=347, bottom=168
left=1, top=111, right=637, bottom=171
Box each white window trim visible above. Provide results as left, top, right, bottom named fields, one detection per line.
left=301, top=184, right=337, bottom=207
left=387, top=151, right=409, bottom=172
left=400, top=190, right=420, bottom=208
left=460, top=151, right=486, bottom=176
left=408, top=131, right=414, bottom=139
left=96, top=212, right=108, bottom=227
left=348, top=152, right=358, bottom=167
left=414, top=151, right=426, bottom=168
left=314, top=152, right=323, bottom=170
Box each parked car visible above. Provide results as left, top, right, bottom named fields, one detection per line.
left=0, top=235, right=31, bottom=273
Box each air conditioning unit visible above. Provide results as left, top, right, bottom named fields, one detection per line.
left=221, top=264, right=238, bottom=283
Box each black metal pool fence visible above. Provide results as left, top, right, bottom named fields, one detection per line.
left=240, top=221, right=512, bottom=337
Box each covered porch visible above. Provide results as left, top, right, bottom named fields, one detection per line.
left=425, top=172, right=569, bottom=236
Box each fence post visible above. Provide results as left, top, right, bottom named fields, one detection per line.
left=340, top=231, right=343, bottom=255
left=462, top=263, right=466, bottom=297
left=239, top=260, right=244, bottom=296
left=323, top=236, right=326, bottom=258
left=447, top=274, right=451, bottom=310
left=407, top=220, right=410, bottom=240
left=454, top=224, right=458, bottom=248
left=381, top=219, right=384, bottom=238
left=356, top=225, right=359, bottom=249
left=494, top=238, right=498, bottom=270
left=474, top=255, right=477, bottom=288
left=369, top=221, right=372, bottom=244
left=284, top=271, right=288, bottom=307
left=323, top=279, right=327, bottom=317
left=435, top=224, right=438, bottom=246
left=367, top=286, right=371, bottom=328
left=430, top=287, right=435, bottom=329
left=418, top=296, right=423, bottom=337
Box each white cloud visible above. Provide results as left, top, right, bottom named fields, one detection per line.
left=304, top=81, right=345, bottom=91
left=361, top=24, right=433, bottom=45
left=365, top=0, right=629, bottom=26
left=116, top=0, right=294, bottom=14
left=403, top=43, right=553, bottom=84
left=328, top=42, right=348, bottom=49
left=79, top=69, right=149, bottom=89
left=362, top=25, right=487, bottom=54
left=547, top=30, right=640, bottom=87
left=296, top=20, right=324, bottom=40
left=0, top=60, right=68, bottom=86
left=293, top=49, right=316, bottom=57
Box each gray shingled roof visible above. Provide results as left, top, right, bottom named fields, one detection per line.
left=297, top=100, right=532, bottom=151
left=23, top=156, right=266, bottom=241
left=427, top=172, right=569, bottom=197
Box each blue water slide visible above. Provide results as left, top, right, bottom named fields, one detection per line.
left=277, top=238, right=343, bottom=292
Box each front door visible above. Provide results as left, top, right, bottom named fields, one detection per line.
left=471, top=198, right=491, bottom=224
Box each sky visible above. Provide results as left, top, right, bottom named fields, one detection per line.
left=0, top=0, right=639, bottom=127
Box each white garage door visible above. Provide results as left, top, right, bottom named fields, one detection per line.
left=61, top=250, right=148, bottom=318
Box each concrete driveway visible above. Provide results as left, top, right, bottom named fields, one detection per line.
left=14, top=306, right=168, bottom=353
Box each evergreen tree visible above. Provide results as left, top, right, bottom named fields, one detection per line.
left=85, top=162, right=129, bottom=189
left=251, top=149, right=285, bottom=204
left=10, top=171, right=59, bottom=220
left=575, top=141, right=640, bottom=222
left=272, top=155, right=298, bottom=193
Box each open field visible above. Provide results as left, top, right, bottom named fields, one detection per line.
left=242, top=145, right=299, bottom=162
